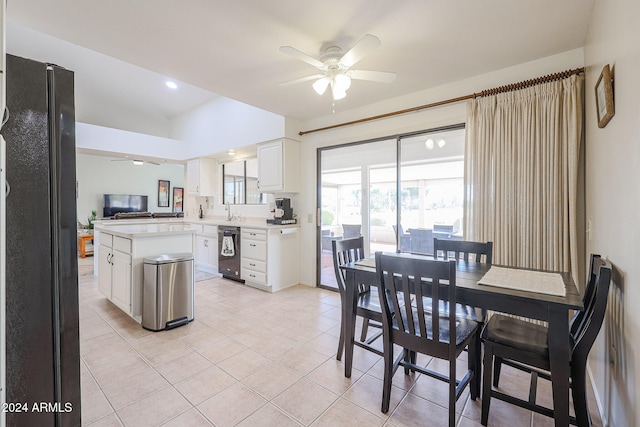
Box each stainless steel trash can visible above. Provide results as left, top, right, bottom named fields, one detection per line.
left=142, top=253, right=194, bottom=331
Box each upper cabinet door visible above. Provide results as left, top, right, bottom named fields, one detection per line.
left=187, top=159, right=200, bottom=195
left=187, top=158, right=216, bottom=196
left=257, top=139, right=299, bottom=193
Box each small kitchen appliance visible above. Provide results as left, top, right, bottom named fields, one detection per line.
left=267, top=198, right=297, bottom=224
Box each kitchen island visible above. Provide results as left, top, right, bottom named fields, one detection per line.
left=94, top=223, right=196, bottom=323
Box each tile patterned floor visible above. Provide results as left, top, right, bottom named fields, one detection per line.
left=78, top=258, right=603, bottom=427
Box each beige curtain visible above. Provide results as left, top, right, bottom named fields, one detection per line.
left=464, top=74, right=584, bottom=282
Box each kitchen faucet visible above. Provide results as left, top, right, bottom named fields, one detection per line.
left=226, top=201, right=232, bottom=221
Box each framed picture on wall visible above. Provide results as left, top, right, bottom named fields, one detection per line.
left=173, top=187, right=184, bottom=212
left=158, top=180, right=170, bottom=207
left=595, top=64, right=615, bottom=128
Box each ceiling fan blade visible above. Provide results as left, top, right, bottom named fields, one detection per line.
left=278, top=74, right=325, bottom=86
left=349, top=69, right=397, bottom=83
left=339, top=34, right=381, bottom=68
left=279, top=46, right=325, bottom=69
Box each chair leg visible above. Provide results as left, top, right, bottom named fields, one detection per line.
left=571, top=361, right=592, bottom=427
left=336, top=312, right=345, bottom=361
left=403, top=349, right=412, bottom=375
left=360, top=318, right=370, bottom=342
left=481, top=344, right=494, bottom=426
left=492, top=356, right=503, bottom=387
left=449, top=358, right=456, bottom=427
left=381, top=339, right=395, bottom=413
left=469, top=332, right=481, bottom=400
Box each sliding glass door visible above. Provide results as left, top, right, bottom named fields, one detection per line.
left=318, top=139, right=396, bottom=290
left=398, top=128, right=465, bottom=255
left=317, top=125, right=465, bottom=290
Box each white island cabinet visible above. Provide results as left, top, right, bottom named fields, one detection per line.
left=241, top=226, right=299, bottom=292
left=95, top=223, right=195, bottom=323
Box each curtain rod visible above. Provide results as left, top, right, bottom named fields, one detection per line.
left=298, top=67, right=585, bottom=136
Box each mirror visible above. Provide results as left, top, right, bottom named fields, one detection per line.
left=222, top=158, right=264, bottom=205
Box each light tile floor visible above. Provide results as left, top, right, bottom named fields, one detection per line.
left=78, top=258, right=603, bottom=427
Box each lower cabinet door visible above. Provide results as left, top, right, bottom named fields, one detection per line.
left=111, top=250, right=132, bottom=313
left=98, top=244, right=112, bottom=298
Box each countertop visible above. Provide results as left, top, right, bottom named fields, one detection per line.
left=94, top=217, right=300, bottom=231
left=94, top=223, right=197, bottom=238
left=185, top=218, right=299, bottom=230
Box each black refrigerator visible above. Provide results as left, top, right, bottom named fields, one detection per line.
left=3, top=54, right=81, bottom=426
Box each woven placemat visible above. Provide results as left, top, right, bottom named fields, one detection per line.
left=478, top=266, right=566, bottom=296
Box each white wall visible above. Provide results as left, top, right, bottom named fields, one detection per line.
left=76, top=123, right=187, bottom=160
left=76, top=153, right=184, bottom=222
left=295, top=49, right=585, bottom=287
left=584, top=0, right=640, bottom=425
left=169, top=97, right=286, bottom=158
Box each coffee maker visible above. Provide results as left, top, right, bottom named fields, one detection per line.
left=267, top=198, right=296, bottom=224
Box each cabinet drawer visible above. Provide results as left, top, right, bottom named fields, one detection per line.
left=189, top=223, right=204, bottom=233
left=113, top=236, right=132, bottom=253
left=243, top=239, right=266, bottom=261
left=242, top=228, right=266, bottom=241
left=203, top=225, right=217, bottom=236
left=242, top=258, right=266, bottom=273
left=242, top=268, right=266, bottom=285
left=100, top=233, right=113, bottom=247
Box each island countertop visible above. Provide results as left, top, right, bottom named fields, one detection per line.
left=94, top=223, right=197, bottom=238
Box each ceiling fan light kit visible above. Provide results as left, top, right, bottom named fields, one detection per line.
left=279, top=34, right=396, bottom=102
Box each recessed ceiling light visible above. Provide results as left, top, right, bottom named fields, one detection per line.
left=165, top=81, right=178, bottom=89
left=133, top=160, right=144, bottom=165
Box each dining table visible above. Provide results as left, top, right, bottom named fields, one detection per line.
left=340, top=252, right=583, bottom=427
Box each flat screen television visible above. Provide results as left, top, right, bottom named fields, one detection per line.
left=103, top=194, right=148, bottom=218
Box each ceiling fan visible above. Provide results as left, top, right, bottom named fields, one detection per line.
left=279, top=34, right=396, bottom=101
left=110, top=158, right=160, bottom=166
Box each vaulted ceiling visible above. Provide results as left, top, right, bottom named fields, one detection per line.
left=7, top=0, right=595, bottom=126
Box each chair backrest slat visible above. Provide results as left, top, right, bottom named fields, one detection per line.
left=433, top=238, right=493, bottom=264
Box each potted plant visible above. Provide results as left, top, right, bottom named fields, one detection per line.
left=87, top=210, right=97, bottom=232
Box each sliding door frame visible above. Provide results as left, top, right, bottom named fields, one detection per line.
left=316, top=123, right=465, bottom=290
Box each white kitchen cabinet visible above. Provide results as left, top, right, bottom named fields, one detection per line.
left=187, top=158, right=216, bottom=196
left=96, top=224, right=195, bottom=323
left=195, top=224, right=218, bottom=275
left=111, top=250, right=132, bottom=313
left=98, top=237, right=113, bottom=298
left=241, top=227, right=299, bottom=292
left=98, top=233, right=133, bottom=314
left=257, top=139, right=299, bottom=193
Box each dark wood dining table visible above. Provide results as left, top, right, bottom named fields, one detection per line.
left=340, top=253, right=583, bottom=427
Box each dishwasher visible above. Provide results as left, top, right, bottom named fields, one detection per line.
left=218, top=225, right=243, bottom=282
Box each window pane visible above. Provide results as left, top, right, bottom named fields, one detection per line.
left=399, top=128, right=465, bottom=255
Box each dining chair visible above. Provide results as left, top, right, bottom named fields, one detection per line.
left=433, top=238, right=493, bottom=326
left=433, top=238, right=493, bottom=264
left=480, top=255, right=612, bottom=426
left=392, top=224, right=411, bottom=252
left=332, top=237, right=384, bottom=361
left=375, top=252, right=480, bottom=426
left=408, top=228, right=434, bottom=255
left=342, top=224, right=362, bottom=239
